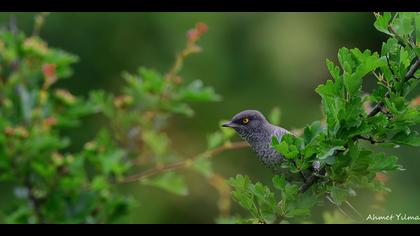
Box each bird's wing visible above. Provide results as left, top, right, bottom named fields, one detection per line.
left=273, top=126, right=292, bottom=141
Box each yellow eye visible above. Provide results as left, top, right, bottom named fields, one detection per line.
left=242, top=117, right=249, bottom=124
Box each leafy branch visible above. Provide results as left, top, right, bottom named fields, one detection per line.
left=301, top=56, right=420, bottom=194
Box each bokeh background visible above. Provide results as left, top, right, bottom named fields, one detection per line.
left=0, top=12, right=419, bottom=223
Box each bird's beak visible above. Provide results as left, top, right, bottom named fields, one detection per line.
left=222, top=121, right=237, bottom=128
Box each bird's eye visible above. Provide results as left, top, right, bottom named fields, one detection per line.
left=242, top=117, right=249, bottom=124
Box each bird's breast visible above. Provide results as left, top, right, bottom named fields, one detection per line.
left=250, top=141, right=284, bottom=169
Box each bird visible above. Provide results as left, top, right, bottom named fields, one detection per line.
left=222, top=110, right=291, bottom=172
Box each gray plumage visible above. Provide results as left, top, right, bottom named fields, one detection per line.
left=222, top=110, right=290, bottom=171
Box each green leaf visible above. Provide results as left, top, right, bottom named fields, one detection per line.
left=176, top=80, right=221, bottom=102
left=142, top=131, right=169, bottom=156
left=330, top=185, right=349, bottom=205
left=91, top=176, right=110, bottom=191
left=31, top=161, right=56, bottom=178
left=303, top=121, right=323, bottom=145
left=316, top=82, right=343, bottom=136
left=417, top=13, right=420, bottom=46
left=142, top=172, right=189, bottom=196
left=273, top=134, right=302, bottom=160
left=101, top=149, right=129, bottom=177
left=317, top=146, right=345, bottom=160
left=138, top=67, right=165, bottom=93
left=191, top=155, right=213, bottom=178
left=381, top=38, right=399, bottom=56
left=229, top=175, right=259, bottom=217
left=398, top=46, right=411, bottom=69
left=229, top=175, right=277, bottom=222
left=392, top=12, right=416, bottom=38
left=272, top=175, right=298, bottom=201
left=252, top=183, right=277, bottom=222
left=351, top=49, right=385, bottom=82
left=374, top=12, right=392, bottom=35
left=338, top=47, right=355, bottom=74
left=394, top=133, right=420, bottom=147
left=229, top=174, right=250, bottom=191
left=337, top=48, right=385, bottom=97
left=207, top=131, right=224, bottom=149
left=326, top=59, right=341, bottom=81
left=272, top=140, right=299, bottom=159
left=164, top=102, right=194, bottom=117
left=369, top=153, right=402, bottom=172
left=272, top=175, right=287, bottom=191
left=349, top=148, right=371, bottom=174
left=45, top=48, right=79, bottom=78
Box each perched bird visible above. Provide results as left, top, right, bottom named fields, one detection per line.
left=223, top=110, right=362, bottom=219
left=222, top=110, right=290, bottom=172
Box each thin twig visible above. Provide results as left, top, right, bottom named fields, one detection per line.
left=345, top=200, right=364, bottom=221
left=299, top=167, right=325, bottom=193
left=356, top=135, right=381, bottom=144
left=160, top=23, right=207, bottom=100
left=326, top=196, right=352, bottom=220
left=116, top=141, right=249, bottom=184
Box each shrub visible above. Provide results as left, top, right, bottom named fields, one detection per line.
left=0, top=15, right=225, bottom=223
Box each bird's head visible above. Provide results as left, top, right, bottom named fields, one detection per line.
left=222, top=110, right=269, bottom=140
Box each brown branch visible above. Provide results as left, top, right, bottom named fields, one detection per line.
left=355, top=135, right=382, bottom=144
left=116, top=141, right=249, bottom=184
left=117, top=162, right=186, bottom=184
left=299, top=171, right=320, bottom=193
left=403, top=58, right=420, bottom=82
left=368, top=99, right=386, bottom=118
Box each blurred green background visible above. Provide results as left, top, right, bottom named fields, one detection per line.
left=0, top=12, right=419, bottom=223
